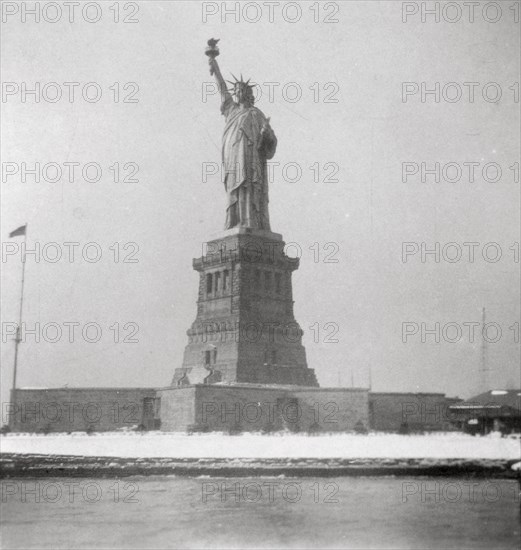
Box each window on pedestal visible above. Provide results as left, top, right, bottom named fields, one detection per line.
left=143, top=397, right=154, bottom=416
left=264, top=271, right=272, bottom=291
left=264, top=349, right=277, bottom=365
left=254, top=269, right=261, bottom=289
left=214, top=271, right=221, bottom=293
left=206, top=273, right=213, bottom=294
left=153, top=398, right=161, bottom=418
left=275, top=273, right=282, bottom=293
left=223, top=270, right=229, bottom=291
left=205, top=349, right=217, bottom=365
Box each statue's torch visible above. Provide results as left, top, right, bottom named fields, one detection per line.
left=205, top=38, right=220, bottom=75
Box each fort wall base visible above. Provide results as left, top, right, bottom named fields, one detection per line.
left=7, top=386, right=460, bottom=434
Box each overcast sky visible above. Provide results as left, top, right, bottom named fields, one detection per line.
left=1, top=1, right=519, bottom=405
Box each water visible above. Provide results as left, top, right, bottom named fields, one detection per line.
left=1, top=476, right=519, bottom=549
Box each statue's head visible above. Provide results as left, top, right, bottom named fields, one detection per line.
left=228, top=75, right=255, bottom=105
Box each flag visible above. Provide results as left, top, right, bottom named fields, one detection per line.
left=9, top=225, right=26, bottom=238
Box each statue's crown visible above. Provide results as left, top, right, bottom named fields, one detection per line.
left=226, top=74, right=255, bottom=94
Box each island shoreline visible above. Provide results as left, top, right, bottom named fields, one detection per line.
left=2, top=453, right=520, bottom=479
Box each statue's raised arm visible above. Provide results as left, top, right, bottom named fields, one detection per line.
left=206, top=39, right=231, bottom=106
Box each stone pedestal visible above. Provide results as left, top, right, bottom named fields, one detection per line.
left=172, top=228, right=318, bottom=387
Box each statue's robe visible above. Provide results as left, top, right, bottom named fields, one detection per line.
left=221, top=96, right=277, bottom=230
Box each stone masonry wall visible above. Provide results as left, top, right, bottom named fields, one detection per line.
left=369, top=392, right=462, bottom=432
left=292, top=388, right=370, bottom=432
left=156, top=386, right=197, bottom=431
left=8, top=387, right=464, bottom=434
left=189, top=385, right=370, bottom=433
left=7, top=388, right=157, bottom=433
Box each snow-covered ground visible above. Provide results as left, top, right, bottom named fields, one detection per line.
left=1, top=432, right=520, bottom=459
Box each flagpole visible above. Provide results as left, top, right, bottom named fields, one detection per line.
left=12, top=223, right=27, bottom=394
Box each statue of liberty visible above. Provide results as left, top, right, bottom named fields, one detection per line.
left=206, top=39, right=277, bottom=231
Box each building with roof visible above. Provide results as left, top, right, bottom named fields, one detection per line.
left=449, top=389, right=521, bottom=435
